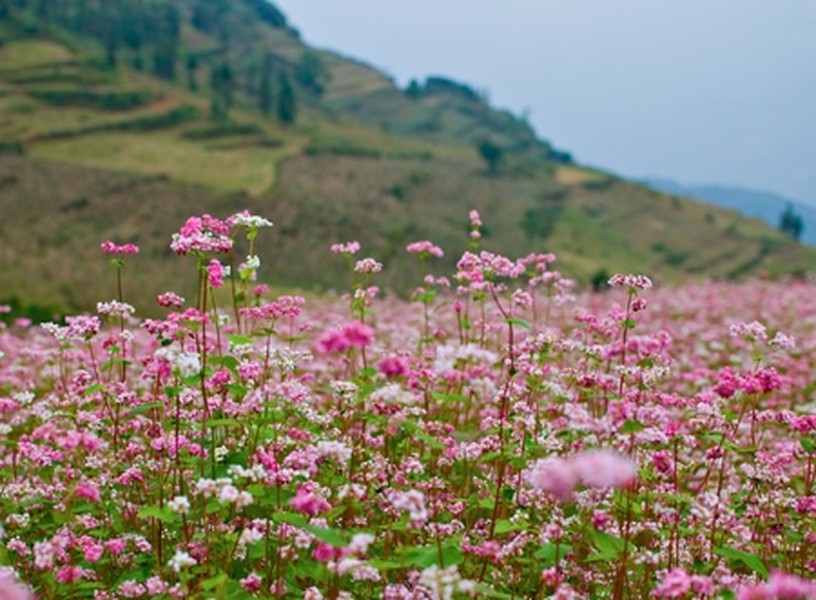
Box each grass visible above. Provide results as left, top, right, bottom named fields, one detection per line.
left=0, top=38, right=75, bottom=70
left=30, top=130, right=302, bottom=195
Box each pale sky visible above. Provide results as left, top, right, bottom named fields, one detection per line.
left=273, top=0, right=816, bottom=206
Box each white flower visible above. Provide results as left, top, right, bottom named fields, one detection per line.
left=167, top=496, right=190, bottom=514
left=167, top=550, right=197, bottom=572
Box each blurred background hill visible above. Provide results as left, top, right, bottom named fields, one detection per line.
left=0, top=0, right=813, bottom=318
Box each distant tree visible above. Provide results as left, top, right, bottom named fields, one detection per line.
left=210, top=60, right=234, bottom=120
left=295, top=50, right=329, bottom=96
left=258, top=53, right=274, bottom=116
left=779, top=203, right=804, bottom=241
left=477, top=139, right=503, bottom=176
left=185, top=54, right=198, bottom=91
left=405, top=79, right=422, bottom=99
left=277, top=73, right=296, bottom=124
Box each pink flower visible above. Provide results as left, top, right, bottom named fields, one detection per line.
left=406, top=241, right=444, bottom=258
left=738, top=571, right=816, bottom=599
left=240, top=573, right=263, bottom=592
left=75, top=481, right=101, bottom=503
left=655, top=568, right=691, bottom=598
left=156, top=292, right=185, bottom=308
left=101, top=241, right=140, bottom=254
left=57, top=565, right=84, bottom=584
left=289, top=487, right=330, bottom=516
left=354, top=258, right=383, bottom=274
left=571, top=450, right=637, bottom=490
left=377, top=355, right=409, bottom=378
left=330, top=241, right=360, bottom=255
left=316, top=322, right=374, bottom=354
left=0, top=570, right=34, bottom=600
left=525, top=458, right=579, bottom=501
left=608, top=273, right=653, bottom=291
left=526, top=450, right=637, bottom=501
left=207, top=259, right=225, bottom=288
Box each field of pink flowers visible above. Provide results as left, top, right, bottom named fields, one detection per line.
left=1, top=210, right=816, bottom=599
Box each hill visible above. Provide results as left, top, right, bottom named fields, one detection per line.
left=644, top=179, right=816, bottom=247
left=0, top=1, right=814, bottom=317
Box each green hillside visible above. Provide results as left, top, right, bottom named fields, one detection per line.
left=0, top=0, right=813, bottom=317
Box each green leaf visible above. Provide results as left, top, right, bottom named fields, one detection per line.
left=620, top=419, right=645, bottom=434
left=226, top=334, right=254, bottom=346
left=504, top=317, right=531, bottom=329
left=624, top=318, right=637, bottom=329
left=801, top=436, right=815, bottom=454
left=472, top=584, right=513, bottom=599
left=126, top=402, right=164, bottom=419
left=585, top=552, right=618, bottom=563
left=399, top=542, right=462, bottom=568
left=274, top=513, right=348, bottom=547
left=368, top=558, right=404, bottom=571
left=592, top=530, right=625, bottom=556
left=137, top=506, right=174, bottom=523
left=534, top=542, right=572, bottom=566
left=201, top=573, right=227, bottom=591
left=206, top=418, right=242, bottom=427
left=713, top=546, right=768, bottom=577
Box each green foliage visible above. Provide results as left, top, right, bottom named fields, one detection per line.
left=295, top=49, right=329, bottom=96
left=28, top=88, right=153, bottom=110
left=477, top=138, right=503, bottom=175
left=276, top=73, right=295, bottom=124
left=779, top=203, right=804, bottom=241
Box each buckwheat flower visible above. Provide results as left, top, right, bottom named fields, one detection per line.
left=655, top=568, right=692, bottom=598
left=0, top=568, right=32, bottom=600
left=157, top=291, right=185, bottom=308
left=770, top=331, right=796, bottom=351
left=230, top=210, right=273, bottom=229
left=170, top=214, right=233, bottom=255
left=347, top=533, right=375, bottom=555
left=218, top=484, right=240, bottom=504
left=738, top=571, right=816, bottom=599
left=316, top=441, right=352, bottom=466
left=354, top=257, right=383, bottom=274
left=469, top=209, right=482, bottom=227
left=330, top=241, right=361, bottom=255
left=118, top=581, right=147, bottom=598
left=167, top=549, right=197, bottom=573
left=377, top=354, right=410, bottom=378
left=407, top=241, right=444, bottom=258
left=74, top=481, right=101, bottom=503
left=289, top=487, right=331, bottom=516
left=525, top=457, right=579, bottom=501
left=240, top=573, right=263, bottom=593
left=100, top=241, right=140, bottom=255
left=167, top=496, right=191, bottom=514
left=390, top=489, right=429, bottom=525
left=245, top=254, right=261, bottom=270
left=608, top=273, right=653, bottom=291
left=33, top=541, right=54, bottom=570
left=571, top=450, right=637, bottom=490
left=207, top=259, right=225, bottom=288
left=304, top=587, right=324, bottom=600
left=65, top=315, right=100, bottom=340
left=97, top=300, right=136, bottom=318
left=729, top=320, right=768, bottom=343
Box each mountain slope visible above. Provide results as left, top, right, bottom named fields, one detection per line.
left=645, top=179, right=816, bottom=247
left=0, top=1, right=814, bottom=317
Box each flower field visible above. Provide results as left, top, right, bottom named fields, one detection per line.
left=1, top=210, right=816, bottom=599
